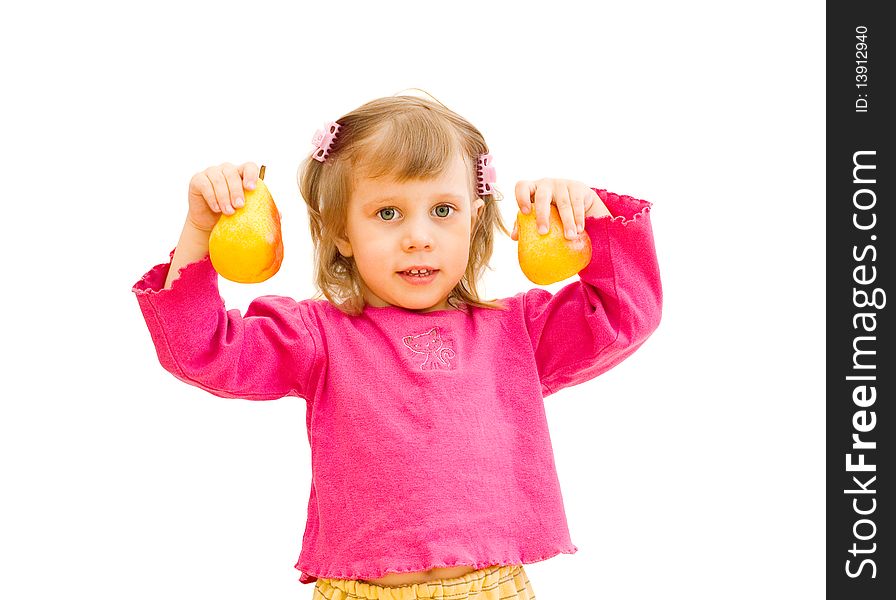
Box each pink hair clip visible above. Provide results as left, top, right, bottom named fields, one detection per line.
left=477, top=153, right=496, bottom=196
left=311, top=121, right=341, bottom=162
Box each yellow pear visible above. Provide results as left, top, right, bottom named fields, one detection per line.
left=517, top=204, right=592, bottom=285
left=209, top=165, right=283, bottom=283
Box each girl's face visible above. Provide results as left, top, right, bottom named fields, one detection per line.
left=336, top=153, right=485, bottom=312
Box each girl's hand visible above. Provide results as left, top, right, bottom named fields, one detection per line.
left=187, top=162, right=261, bottom=231
left=510, top=178, right=610, bottom=241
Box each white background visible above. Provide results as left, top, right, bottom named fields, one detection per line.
left=0, top=1, right=824, bottom=598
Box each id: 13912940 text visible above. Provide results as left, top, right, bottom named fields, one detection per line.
left=855, top=26, right=870, bottom=113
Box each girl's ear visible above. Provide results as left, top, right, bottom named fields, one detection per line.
left=335, top=235, right=353, bottom=258
left=471, top=197, right=485, bottom=221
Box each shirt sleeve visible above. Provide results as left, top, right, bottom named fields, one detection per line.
left=131, top=249, right=323, bottom=401
left=523, top=189, right=663, bottom=397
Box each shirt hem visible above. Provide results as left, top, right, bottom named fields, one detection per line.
left=294, top=545, right=579, bottom=584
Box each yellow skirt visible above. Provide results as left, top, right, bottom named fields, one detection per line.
left=313, top=565, right=535, bottom=600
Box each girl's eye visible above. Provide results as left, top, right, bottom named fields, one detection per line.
left=377, top=207, right=398, bottom=221
left=433, top=205, right=454, bottom=218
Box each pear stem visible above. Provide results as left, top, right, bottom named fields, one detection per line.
left=259, top=165, right=266, bottom=180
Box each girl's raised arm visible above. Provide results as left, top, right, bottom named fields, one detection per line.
left=521, top=189, right=662, bottom=397
left=134, top=161, right=320, bottom=402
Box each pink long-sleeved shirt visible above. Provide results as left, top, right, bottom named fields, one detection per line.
left=132, top=190, right=662, bottom=584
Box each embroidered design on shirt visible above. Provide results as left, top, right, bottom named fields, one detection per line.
left=402, top=327, right=456, bottom=371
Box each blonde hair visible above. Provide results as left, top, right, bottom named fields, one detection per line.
left=298, top=93, right=510, bottom=316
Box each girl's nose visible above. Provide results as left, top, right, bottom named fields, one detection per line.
left=402, top=222, right=434, bottom=251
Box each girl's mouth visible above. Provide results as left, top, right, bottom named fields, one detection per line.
left=398, top=269, right=439, bottom=284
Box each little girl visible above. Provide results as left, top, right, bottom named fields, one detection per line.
left=132, top=94, right=662, bottom=599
